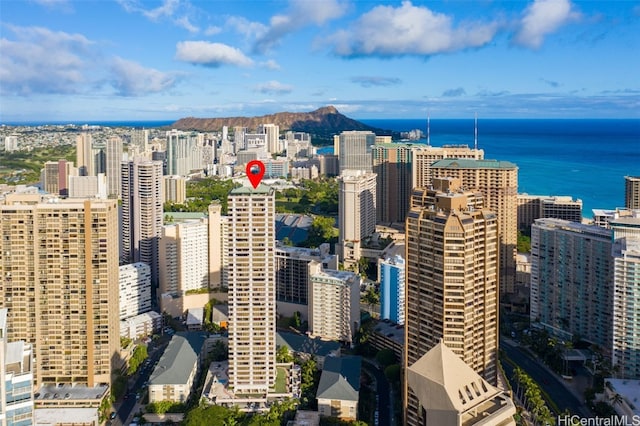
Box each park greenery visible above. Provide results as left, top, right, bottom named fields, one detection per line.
left=275, top=178, right=338, bottom=215
left=0, top=144, right=75, bottom=184
left=164, top=177, right=241, bottom=214
left=146, top=400, right=187, bottom=414
left=298, top=216, right=339, bottom=249
left=517, top=231, right=531, bottom=253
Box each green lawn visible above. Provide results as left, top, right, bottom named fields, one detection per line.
left=275, top=367, right=287, bottom=393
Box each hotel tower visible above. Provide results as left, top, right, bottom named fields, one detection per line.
left=227, top=184, right=276, bottom=395
left=404, top=178, right=499, bottom=426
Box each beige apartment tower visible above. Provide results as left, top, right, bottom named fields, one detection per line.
left=227, top=185, right=276, bottom=395
left=0, top=195, right=120, bottom=389
left=626, top=176, right=640, bottom=210
left=372, top=143, right=413, bottom=224
left=412, top=144, right=484, bottom=190
left=404, top=178, right=499, bottom=426
left=431, top=159, right=518, bottom=294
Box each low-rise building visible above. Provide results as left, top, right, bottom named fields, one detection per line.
left=148, top=332, right=208, bottom=403
left=120, top=311, right=162, bottom=340
left=369, top=320, right=404, bottom=363
left=275, top=332, right=341, bottom=370
left=316, top=356, right=361, bottom=421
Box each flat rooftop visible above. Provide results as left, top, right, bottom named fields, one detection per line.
left=35, top=384, right=109, bottom=402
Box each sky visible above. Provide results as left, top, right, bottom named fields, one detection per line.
left=1, top=0, right=639, bottom=122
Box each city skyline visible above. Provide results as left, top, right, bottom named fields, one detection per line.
left=1, top=0, right=639, bottom=122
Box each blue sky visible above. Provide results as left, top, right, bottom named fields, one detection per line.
left=1, top=0, right=639, bottom=121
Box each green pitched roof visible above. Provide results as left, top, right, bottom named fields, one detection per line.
left=316, top=356, right=362, bottom=402
left=230, top=183, right=273, bottom=195
left=149, top=332, right=207, bottom=386
left=432, top=158, right=517, bottom=169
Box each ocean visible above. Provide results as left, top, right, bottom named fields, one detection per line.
left=323, top=118, right=640, bottom=216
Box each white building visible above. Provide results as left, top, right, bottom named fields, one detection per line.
left=159, top=220, right=209, bottom=296
left=4, top=135, right=18, bottom=152
left=120, top=311, right=162, bottom=340
left=309, top=266, right=360, bottom=344
left=119, top=263, right=152, bottom=320
left=68, top=173, right=107, bottom=199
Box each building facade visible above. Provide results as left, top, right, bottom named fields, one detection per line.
left=337, top=131, right=376, bottom=174
left=338, top=170, right=377, bottom=267
left=611, top=217, right=640, bottom=379
left=121, top=159, right=163, bottom=288
left=517, top=194, right=583, bottom=232
left=163, top=175, right=187, bottom=204
left=106, top=136, right=123, bottom=199
left=119, top=263, right=152, bottom=320
left=412, top=144, right=484, bottom=190
left=404, top=178, right=499, bottom=425
left=41, top=160, right=76, bottom=197
left=431, top=158, right=518, bottom=294
left=626, top=176, right=640, bottom=210
left=227, top=185, right=276, bottom=395
left=309, top=267, right=360, bottom=344
left=372, top=143, right=413, bottom=223
left=0, top=195, right=120, bottom=390
left=530, top=219, right=613, bottom=350
left=378, top=255, right=405, bottom=325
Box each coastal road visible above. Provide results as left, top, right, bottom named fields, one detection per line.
left=501, top=339, right=591, bottom=418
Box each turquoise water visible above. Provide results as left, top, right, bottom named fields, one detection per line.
left=336, top=119, right=640, bottom=216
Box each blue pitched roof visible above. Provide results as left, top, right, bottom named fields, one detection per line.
left=316, top=356, right=362, bottom=402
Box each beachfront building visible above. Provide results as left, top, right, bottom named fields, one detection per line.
left=517, top=194, right=583, bottom=232
left=530, top=219, right=613, bottom=350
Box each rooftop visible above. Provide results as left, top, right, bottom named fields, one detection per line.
left=230, top=183, right=273, bottom=195
left=316, top=356, right=362, bottom=402
left=149, top=332, right=207, bottom=386
left=35, top=384, right=109, bottom=402
left=276, top=331, right=341, bottom=358
left=431, top=158, right=517, bottom=169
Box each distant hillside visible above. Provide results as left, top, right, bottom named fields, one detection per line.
left=170, top=106, right=394, bottom=140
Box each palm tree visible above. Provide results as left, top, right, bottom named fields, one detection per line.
left=610, top=392, right=624, bottom=407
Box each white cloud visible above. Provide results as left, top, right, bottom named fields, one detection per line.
left=175, top=16, right=199, bottom=33
left=261, top=59, right=281, bottom=70
left=253, top=0, right=348, bottom=53
left=225, top=16, right=268, bottom=40
left=204, top=25, right=222, bottom=36
left=0, top=25, right=93, bottom=95
left=175, top=41, right=254, bottom=67
left=253, top=80, right=293, bottom=95
left=110, top=57, right=177, bottom=96
left=117, top=0, right=201, bottom=33
left=141, top=0, right=180, bottom=21
left=514, top=0, right=581, bottom=49
left=327, top=1, right=500, bottom=57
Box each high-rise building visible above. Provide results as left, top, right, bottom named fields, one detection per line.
left=0, top=308, right=34, bottom=426
left=431, top=159, right=518, bottom=294
left=106, top=136, right=123, bottom=198
left=119, top=263, right=152, bottom=320
left=166, top=130, right=205, bottom=176
left=227, top=185, right=276, bottom=395
left=41, top=159, right=77, bottom=197
left=0, top=195, right=120, bottom=390
left=404, top=178, right=499, bottom=425
left=610, top=216, right=640, bottom=379
left=517, top=194, right=583, bottom=232
left=163, top=175, right=187, bottom=204
left=121, top=159, right=163, bottom=288
left=530, top=219, right=613, bottom=351
left=159, top=220, right=209, bottom=296
left=3, top=135, right=18, bottom=152
left=372, top=143, right=413, bottom=223
left=207, top=202, right=223, bottom=289
left=338, top=170, right=377, bottom=267
left=130, top=129, right=150, bottom=155
left=378, top=255, right=405, bottom=325
left=275, top=244, right=338, bottom=317
left=260, top=124, right=280, bottom=154
left=76, top=133, right=93, bottom=176
left=337, top=131, right=376, bottom=174
left=412, top=145, right=484, bottom=190
left=626, top=176, right=640, bottom=210
left=308, top=264, right=360, bottom=344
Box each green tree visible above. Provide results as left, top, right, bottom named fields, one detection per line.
left=384, top=364, right=401, bottom=387
left=362, top=286, right=379, bottom=314
left=127, top=344, right=148, bottom=375
left=209, top=340, right=228, bottom=362
left=300, top=216, right=338, bottom=248
left=276, top=346, right=294, bottom=363
left=375, top=348, right=396, bottom=367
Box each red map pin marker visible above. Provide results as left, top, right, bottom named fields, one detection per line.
left=246, top=160, right=266, bottom=189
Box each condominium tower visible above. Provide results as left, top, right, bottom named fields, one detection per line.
left=530, top=219, right=613, bottom=350
left=227, top=185, right=276, bottom=395
left=0, top=195, right=120, bottom=389
left=106, top=136, right=123, bottom=198
left=76, top=133, right=93, bottom=176
left=41, top=159, right=76, bottom=197
left=610, top=216, right=640, bottom=379
left=517, top=194, right=583, bottom=232
left=412, top=144, right=484, bottom=190
left=626, top=176, right=640, bottom=210
left=404, top=178, right=499, bottom=426
left=338, top=170, right=377, bottom=267
left=372, top=143, right=413, bottom=223
left=337, top=131, right=376, bottom=174
left=431, top=159, right=518, bottom=294
left=121, top=159, right=163, bottom=288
